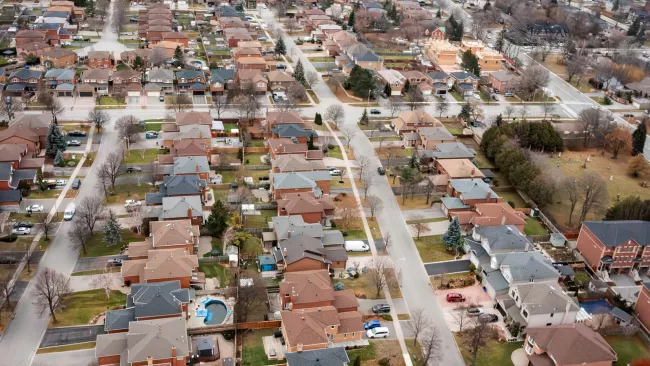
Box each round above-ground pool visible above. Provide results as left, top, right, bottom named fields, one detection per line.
left=204, top=299, right=228, bottom=325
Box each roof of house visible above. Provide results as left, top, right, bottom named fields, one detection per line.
left=267, top=138, right=308, bottom=154
left=175, top=69, right=204, bottom=79
left=160, top=196, right=203, bottom=220
left=396, top=110, right=439, bottom=125
left=417, top=126, right=455, bottom=141
left=0, top=162, right=12, bottom=181
left=113, top=69, right=142, bottom=80
left=18, top=157, right=44, bottom=169
left=449, top=178, right=499, bottom=200
left=490, top=70, right=519, bottom=82
left=437, top=159, right=482, bottom=178
left=161, top=174, right=205, bottom=196
left=583, top=221, right=650, bottom=247
left=497, top=251, right=559, bottom=282
left=0, top=189, right=21, bottom=204
left=173, top=156, right=210, bottom=175
left=278, top=192, right=335, bottom=216
left=526, top=323, right=617, bottom=365
left=345, top=43, right=380, bottom=62
left=266, top=70, right=295, bottom=82
left=171, top=139, right=209, bottom=156
left=473, top=225, right=532, bottom=252
left=88, top=50, right=112, bottom=59
left=513, top=283, right=579, bottom=316
left=211, top=68, right=236, bottom=84
left=440, top=196, right=470, bottom=210
left=272, top=171, right=332, bottom=190
left=16, top=30, right=46, bottom=39
left=147, top=68, right=174, bottom=80
left=267, top=111, right=304, bottom=125
left=19, top=42, right=50, bottom=52
left=378, top=69, right=406, bottom=84
left=285, top=347, right=350, bottom=366
left=450, top=71, right=480, bottom=81
left=281, top=306, right=340, bottom=347
left=10, top=168, right=35, bottom=187
left=272, top=124, right=317, bottom=138
left=280, top=269, right=334, bottom=305
left=0, top=125, right=41, bottom=143
left=471, top=202, right=527, bottom=228
left=333, top=290, right=359, bottom=310
left=175, top=111, right=212, bottom=126
left=129, top=280, right=190, bottom=317
left=611, top=307, right=632, bottom=323
left=150, top=219, right=199, bottom=248
left=272, top=215, right=323, bottom=241
left=419, top=142, right=476, bottom=160
left=45, top=68, right=75, bottom=81
left=82, top=68, right=111, bottom=80
left=427, top=71, right=450, bottom=80
left=272, top=154, right=326, bottom=173
left=8, top=69, right=43, bottom=80
left=0, top=144, right=27, bottom=162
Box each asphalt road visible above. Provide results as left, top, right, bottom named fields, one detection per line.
left=39, top=325, right=106, bottom=348
left=72, top=254, right=128, bottom=273
left=424, top=260, right=472, bottom=276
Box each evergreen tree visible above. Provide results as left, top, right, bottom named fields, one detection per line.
left=173, top=46, right=184, bottom=67
left=442, top=216, right=462, bottom=252
left=307, top=135, right=315, bottom=150
left=85, top=0, right=95, bottom=16
left=461, top=50, right=480, bottom=77
left=455, top=21, right=464, bottom=41
left=494, top=114, right=503, bottom=128
left=495, top=29, right=505, bottom=53
left=483, top=0, right=491, bottom=10
left=53, top=149, right=64, bottom=166
left=408, top=153, right=420, bottom=170
left=403, top=80, right=411, bottom=93
left=348, top=65, right=375, bottom=98
left=237, top=148, right=243, bottom=161
left=275, top=37, right=286, bottom=56
left=294, top=60, right=306, bottom=84
left=458, top=103, right=472, bottom=121
left=205, top=200, right=230, bottom=237
left=133, top=56, right=144, bottom=70
left=348, top=11, right=355, bottom=27
left=384, top=82, right=392, bottom=96
left=45, top=123, right=66, bottom=157
left=436, top=8, right=441, bottom=18
left=314, top=113, right=323, bottom=125
left=234, top=2, right=244, bottom=12
left=632, top=123, right=647, bottom=156
left=636, top=28, right=646, bottom=46
left=628, top=17, right=641, bottom=36
left=359, top=108, right=369, bottom=125
left=103, top=210, right=123, bottom=247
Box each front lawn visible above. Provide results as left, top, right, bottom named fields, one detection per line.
left=79, top=229, right=144, bottom=258
left=123, top=148, right=164, bottom=165
left=97, top=97, right=124, bottom=106
left=241, top=329, right=282, bottom=366
left=334, top=268, right=401, bottom=299
left=524, top=218, right=548, bottom=236
left=105, top=183, right=157, bottom=204
left=450, top=91, right=464, bottom=101
left=52, top=289, right=126, bottom=327
left=327, top=146, right=346, bottom=160
left=455, top=333, right=523, bottom=366
left=606, top=335, right=650, bottom=365
left=413, top=235, right=455, bottom=263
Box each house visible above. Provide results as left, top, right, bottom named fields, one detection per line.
left=264, top=215, right=345, bottom=249
left=103, top=280, right=190, bottom=333
left=172, top=156, right=210, bottom=179
left=87, top=51, right=114, bottom=69
left=121, top=248, right=200, bottom=287
left=265, top=111, right=306, bottom=130
left=95, top=317, right=190, bottom=366
left=271, top=124, right=318, bottom=143
left=0, top=162, right=37, bottom=190
left=265, top=70, right=297, bottom=95
left=162, top=31, right=189, bottom=46
left=277, top=192, right=335, bottom=224
left=416, top=126, right=456, bottom=149
left=378, top=69, right=406, bottom=95
left=161, top=125, right=212, bottom=148
left=160, top=196, right=204, bottom=225
left=426, top=71, right=452, bottom=95
left=635, top=283, right=650, bottom=332
left=524, top=323, right=617, bottom=366
left=267, top=138, right=322, bottom=160
left=112, top=69, right=142, bottom=93
left=274, top=234, right=347, bottom=272
left=446, top=179, right=500, bottom=209
left=489, top=70, right=520, bottom=94
left=175, top=111, right=212, bottom=126
left=4, top=69, right=43, bottom=97
left=436, top=158, right=483, bottom=179
left=16, top=42, right=52, bottom=59
left=145, top=175, right=207, bottom=206
left=418, top=142, right=476, bottom=168
left=175, top=69, right=206, bottom=95
left=498, top=283, right=581, bottom=331
left=223, top=27, right=254, bottom=47
left=210, top=68, right=235, bottom=95
left=127, top=219, right=200, bottom=258
left=285, top=348, right=350, bottom=366
left=391, top=110, right=442, bottom=135
left=424, top=39, right=458, bottom=67
left=279, top=269, right=358, bottom=311
left=80, top=68, right=111, bottom=96
left=15, top=30, right=47, bottom=45
left=451, top=202, right=527, bottom=232
left=236, top=69, right=267, bottom=93
left=272, top=154, right=327, bottom=173
left=460, top=39, right=485, bottom=55
left=477, top=49, right=503, bottom=72
left=120, top=48, right=153, bottom=66
left=236, top=56, right=267, bottom=70
left=0, top=115, right=50, bottom=153
left=150, top=41, right=183, bottom=58
left=270, top=171, right=331, bottom=199
left=281, top=306, right=363, bottom=352
left=338, top=43, right=383, bottom=71
left=450, top=71, right=480, bottom=97
left=170, top=139, right=210, bottom=158
left=575, top=220, right=650, bottom=273
left=145, top=68, right=174, bottom=96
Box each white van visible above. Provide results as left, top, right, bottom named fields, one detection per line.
left=345, top=241, right=369, bottom=252
left=366, top=327, right=390, bottom=339
left=63, top=202, right=76, bottom=221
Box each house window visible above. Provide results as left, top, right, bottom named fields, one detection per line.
left=525, top=343, right=533, bottom=354
left=527, top=337, right=534, bottom=346
left=284, top=293, right=289, bottom=297
left=330, top=325, right=335, bottom=329
left=344, top=333, right=347, bottom=339
left=546, top=323, right=552, bottom=326
left=550, top=313, right=554, bottom=317
left=522, top=309, right=528, bottom=318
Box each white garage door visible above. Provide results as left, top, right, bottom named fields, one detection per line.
left=147, top=91, right=160, bottom=97
left=127, top=91, right=140, bottom=97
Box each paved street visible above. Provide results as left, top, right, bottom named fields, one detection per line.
left=424, top=260, right=472, bottom=276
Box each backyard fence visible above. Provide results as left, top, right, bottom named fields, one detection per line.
left=244, top=165, right=271, bottom=170
left=199, top=256, right=229, bottom=263
left=187, top=320, right=282, bottom=335
left=255, top=204, right=277, bottom=210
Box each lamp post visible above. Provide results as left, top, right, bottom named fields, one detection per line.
left=367, top=89, right=371, bottom=106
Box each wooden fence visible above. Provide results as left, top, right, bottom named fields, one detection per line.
left=187, top=320, right=282, bottom=335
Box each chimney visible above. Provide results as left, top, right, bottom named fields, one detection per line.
left=195, top=164, right=199, bottom=173
left=470, top=168, right=475, bottom=177
left=147, top=357, right=154, bottom=366
left=501, top=213, right=506, bottom=226
left=187, top=207, right=192, bottom=218
left=171, top=347, right=177, bottom=358
left=291, top=287, right=298, bottom=303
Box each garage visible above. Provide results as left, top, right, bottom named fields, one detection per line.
left=193, top=90, right=205, bottom=95
left=56, top=83, right=75, bottom=97
left=147, top=90, right=160, bottom=97
left=78, top=84, right=94, bottom=98
left=127, top=91, right=140, bottom=97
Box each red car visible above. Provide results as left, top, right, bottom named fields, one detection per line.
left=446, top=293, right=466, bottom=303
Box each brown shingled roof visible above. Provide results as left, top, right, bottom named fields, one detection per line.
left=526, top=323, right=617, bottom=365
left=279, top=270, right=334, bottom=306
left=281, top=306, right=340, bottom=347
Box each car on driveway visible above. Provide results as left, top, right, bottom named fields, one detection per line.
left=145, top=131, right=159, bottom=139
left=66, top=140, right=81, bottom=146
left=364, top=320, right=381, bottom=330
left=478, top=314, right=498, bottom=324
left=366, top=327, right=390, bottom=339
left=26, top=204, right=44, bottom=212
left=56, top=179, right=67, bottom=186
left=12, top=227, right=31, bottom=235
left=72, top=179, right=81, bottom=189
left=467, top=308, right=484, bottom=316
left=370, top=108, right=381, bottom=115
left=504, top=92, right=514, bottom=97
left=371, top=304, right=391, bottom=314
left=377, top=167, right=385, bottom=175
left=125, top=166, right=142, bottom=173
left=107, top=258, right=123, bottom=267
left=446, top=293, right=466, bottom=303
left=13, top=221, right=33, bottom=228
left=67, top=130, right=87, bottom=137
left=125, top=200, right=142, bottom=209
left=258, top=36, right=268, bottom=41
left=328, top=167, right=342, bottom=176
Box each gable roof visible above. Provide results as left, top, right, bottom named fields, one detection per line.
left=82, top=68, right=111, bottom=80
left=175, top=69, right=204, bottom=79
left=272, top=124, right=317, bottom=138
left=147, top=68, right=174, bottom=80
left=285, top=348, right=350, bottom=366
left=472, top=202, right=527, bottom=228
left=211, top=68, right=236, bottom=84
left=44, top=68, right=75, bottom=80
left=129, top=280, right=190, bottom=318
left=437, top=158, right=482, bottom=178
left=272, top=171, right=332, bottom=190
left=279, top=234, right=347, bottom=265
left=9, top=69, right=43, bottom=80
left=281, top=306, right=340, bottom=347
left=526, top=323, right=617, bottom=365
left=449, top=178, right=499, bottom=200
left=583, top=221, right=650, bottom=247
left=417, top=126, right=455, bottom=141
left=113, top=69, right=142, bottom=80
left=0, top=144, right=27, bottom=162
left=280, top=269, right=335, bottom=305
left=161, top=174, right=205, bottom=196
left=419, top=142, right=476, bottom=160
left=267, top=138, right=308, bottom=154
left=450, top=71, right=480, bottom=81
left=173, top=156, right=210, bottom=174
left=272, top=215, right=323, bottom=241
left=513, top=283, right=579, bottom=315
left=278, top=192, right=335, bottom=216
left=150, top=219, right=199, bottom=248
left=473, top=225, right=532, bottom=252
left=272, top=154, right=327, bottom=173
left=160, top=196, right=203, bottom=219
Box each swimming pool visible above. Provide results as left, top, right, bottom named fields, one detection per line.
left=204, top=299, right=228, bottom=325
left=580, top=299, right=612, bottom=315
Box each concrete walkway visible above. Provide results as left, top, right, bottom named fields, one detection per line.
left=408, top=221, right=450, bottom=237
left=401, top=205, right=445, bottom=221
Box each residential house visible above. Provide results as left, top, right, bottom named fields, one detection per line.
left=489, top=70, right=520, bottom=94
left=281, top=306, right=363, bottom=352
left=271, top=123, right=318, bottom=143
left=451, top=202, right=527, bottom=232
left=223, top=27, right=254, bottom=47
left=15, top=30, right=47, bottom=45
left=236, top=56, right=268, bottom=70
left=265, top=111, right=306, bottom=130
left=277, top=192, right=335, bottom=224
left=338, top=43, right=383, bottom=72
left=87, top=51, right=114, bottom=69
left=0, top=144, right=29, bottom=169
left=218, top=17, right=246, bottom=29
left=175, top=111, right=212, bottom=126
left=175, top=69, right=206, bottom=95
left=425, top=39, right=458, bottom=67
left=270, top=171, right=331, bottom=199
left=524, top=323, right=617, bottom=366
left=162, top=31, right=189, bottom=46
left=159, top=196, right=204, bottom=225
left=44, top=68, right=76, bottom=97
left=127, top=219, right=200, bottom=258
left=0, top=162, right=37, bottom=190
left=4, top=69, right=43, bottom=97
left=145, top=175, right=207, bottom=206
left=416, top=126, right=456, bottom=149
left=576, top=220, right=650, bottom=273
left=445, top=178, right=500, bottom=210
left=435, top=158, right=483, bottom=179
left=150, top=41, right=182, bottom=58
left=236, top=41, right=264, bottom=51
left=635, top=283, right=650, bottom=332
left=145, top=68, right=174, bottom=97
left=112, top=69, right=142, bottom=94
left=79, top=68, right=111, bottom=96
left=16, top=42, right=52, bottom=59
left=401, top=70, right=429, bottom=87
left=426, top=71, right=452, bottom=95
left=0, top=117, right=49, bottom=154
left=172, top=156, right=210, bottom=180
left=271, top=154, right=327, bottom=173
left=170, top=139, right=210, bottom=158
left=236, top=69, right=267, bottom=93
left=121, top=247, right=200, bottom=287
left=264, top=215, right=345, bottom=249
left=161, top=125, right=212, bottom=149
left=418, top=142, right=476, bottom=168
left=279, top=269, right=358, bottom=312
left=460, top=39, right=485, bottom=55
left=95, top=317, right=190, bottom=366
left=285, top=348, right=350, bottom=366
left=267, top=138, right=323, bottom=160
left=214, top=5, right=238, bottom=17
left=103, top=281, right=190, bottom=333
left=274, top=234, right=347, bottom=272
left=391, top=110, right=442, bottom=135
left=209, top=68, right=235, bottom=95
left=120, top=48, right=153, bottom=67
left=450, top=72, right=480, bottom=97
left=265, top=70, right=297, bottom=96
left=477, top=49, right=503, bottom=72
left=378, top=69, right=406, bottom=95
left=428, top=27, right=446, bottom=40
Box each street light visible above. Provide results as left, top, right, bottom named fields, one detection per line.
left=367, top=89, right=371, bottom=106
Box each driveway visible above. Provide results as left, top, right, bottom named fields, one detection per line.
left=68, top=272, right=122, bottom=292
left=128, top=96, right=140, bottom=106
left=31, top=349, right=97, bottom=366
left=424, top=260, right=471, bottom=275
left=358, top=298, right=409, bottom=315
left=402, top=205, right=445, bottom=221
left=73, top=255, right=127, bottom=273
left=407, top=220, right=449, bottom=237
left=39, top=325, right=106, bottom=347
left=147, top=96, right=164, bottom=106
left=434, top=284, right=493, bottom=310
left=192, top=95, right=207, bottom=105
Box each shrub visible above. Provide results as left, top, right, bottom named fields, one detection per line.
left=334, top=282, right=345, bottom=291
left=378, top=359, right=390, bottom=366
left=67, top=161, right=76, bottom=167
left=469, top=263, right=476, bottom=273
left=328, top=144, right=336, bottom=150
left=0, top=234, right=18, bottom=242
left=353, top=272, right=359, bottom=279
left=342, top=231, right=348, bottom=236
left=245, top=159, right=249, bottom=164
left=507, top=200, right=515, bottom=208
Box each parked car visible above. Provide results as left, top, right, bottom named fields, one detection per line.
left=504, top=92, right=514, bottom=97
left=377, top=167, right=385, bottom=175
left=328, top=167, right=342, bottom=176
left=124, top=200, right=142, bottom=208
left=364, top=320, right=381, bottom=330
left=276, top=64, right=286, bottom=70
left=491, top=95, right=499, bottom=101
left=107, top=258, right=123, bottom=267
left=66, top=140, right=81, bottom=146
left=478, top=314, right=498, bottom=324
left=60, top=41, right=71, bottom=46
left=467, top=308, right=484, bottom=316
left=159, top=95, right=165, bottom=102
left=366, top=327, right=390, bottom=339
left=258, top=36, right=268, bottom=41
left=68, top=130, right=86, bottom=137
left=72, top=35, right=83, bottom=41
left=125, top=166, right=142, bottom=173
left=370, top=108, right=381, bottom=115
left=145, top=131, right=159, bottom=139
left=12, top=227, right=31, bottom=235
left=72, top=179, right=81, bottom=190
left=13, top=221, right=33, bottom=228
left=371, top=304, right=391, bottom=314
left=446, top=293, right=466, bottom=303
left=473, top=93, right=481, bottom=99
left=26, top=204, right=44, bottom=212
left=345, top=241, right=370, bottom=252
left=83, top=38, right=90, bottom=42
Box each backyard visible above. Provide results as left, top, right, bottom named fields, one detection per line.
left=244, top=210, right=276, bottom=229
left=52, top=289, right=126, bottom=327
left=414, top=235, right=455, bottom=263
left=455, top=333, right=523, bottom=366
left=606, top=335, right=650, bottom=365
left=241, top=329, right=283, bottom=366
left=198, top=262, right=233, bottom=288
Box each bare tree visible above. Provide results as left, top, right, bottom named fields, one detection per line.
left=324, top=104, right=346, bottom=128
left=359, top=171, right=374, bottom=197
left=95, top=163, right=112, bottom=197
left=32, top=212, right=53, bottom=240
left=115, top=115, right=142, bottom=147
left=411, top=214, right=431, bottom=239
left=405, top=87, right=425, bottom=111
left=335, top=199, right=359, bottom=230
left=541, top=104, right=555, bottom=121
left=365, top=195, right=383, bottom=218
left=578, top=171, right=609, bottom=223
left=383, top=231, right=392, bottom=253
left=0, top=96, right=21, bottom=121
left=354, top=155, right=372, bottom=178
left=150, top=48, right=167, bottom=67
left=96, top=0, right=109, bottom=21
left=420, top=327, right=443, bottom=364
left=503, top=105, right=516, bottom=120
left=367, top=256, right=393, bottom=298
left=387, top=97, right=404, bottom=117
left=111, top=0, right=127, bottom=36
left=31, top=267, right=71, bottom=323
left=518, top=65, right=550, bottom=100
left=37, top=91, right=65, bottom=120
left=91, top=267, right=117, bottom=300
left=76, top=196, right=105, bottom=234
left=232, top=92, right=261, bottom=124
left=69, top=220, right=92, bottom=255
left=233, top=274, right=267, bottom=323
left=305, top=71, right=320, bottom=88
left=86, top=107, right=110, bottom=132
left=285, top=18, right=300, bottom=34
left=451, top=304, right=471, bottom=332
left=562, top=177, right=580, bottom=226
left=99, top=151, right=123, bottom=190
left=435, top=99, right=450, bottom=118
left=465, top=319, right=495, bottom=366
left=0, top=273, right=16, bottom=311
left=126, top=207, right=144, bottom=234
left=212, top=94, right=229, bottom=119
left=411, top=308, right=431, bottom=346
left=578, top=109, right=608, bottom=148
left=165, top=94, right=193, bottom=113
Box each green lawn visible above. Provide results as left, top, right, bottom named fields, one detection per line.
left=450, top=91, right=464, bottom=102
left=606, top=335, right=650, bottom=366
left=498, top=191, right=526, bottom=208
left=144, top=122, right=168, bottom=131
left=105, top=183, right=157, bottom=204
left=244, top=152, right=268, bottom=165
left=28, top=188, right=65, bottom=199
left=347, top=341, right=377, bottom=362
left=455, top=334, right=522, bottom=366
left=308, top=57, right=335, bottom=62
left=244, top=210, right=275, bottom=228
left=198, top=262, right=232, bottom=287
left=474, top=151, right=495, bottom=169
left=327, top=146, right=345, bottom=159
left=242, top=329, right=283, bottom=366
left=79, top=229, right=144, bottom=258
left=53, top=290, right=127, bottom=327
left=97, top=97, right=123, bottom=106
left=242, top=237, right=263, bottom=256
left=444, top=124, right=464, bottom=135
left=250, top=140, right=266, bottom=147
left=223, top=123, right=238, bottom=131
left=123, top=148, right=164, bottom=165
left=524, top=218, right=548, bottom=236
left=413, top=235, right=455, bottom=263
